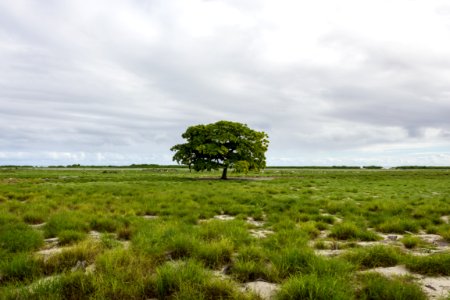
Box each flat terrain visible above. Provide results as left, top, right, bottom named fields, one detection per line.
left=1, top=168, right=450, bottom=299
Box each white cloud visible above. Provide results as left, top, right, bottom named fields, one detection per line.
left=0, top=0, right=450, bottom=166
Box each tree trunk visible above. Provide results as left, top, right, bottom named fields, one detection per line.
left=221, top=167, right=228, bottom=180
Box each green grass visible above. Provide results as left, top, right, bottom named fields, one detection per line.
left=276, top=274, right=354, bottom=300
left=400, top=235, right=423, bottom=249
left=58, top=230, right=86, bottom=245
left=154, top=259, right=252, bottom=299
left=343, top=245, right=401, bottom=269
left=357, top=273, right=426, bottom=300
left=329, top=222, right=380, bottom=241
left=0, top=222, right=44, bottom=253
left=0, top=167, right=449, bottom=298
left=0, top=253, right=42, bottom=283
left=405, top=253, right=450, bottom=276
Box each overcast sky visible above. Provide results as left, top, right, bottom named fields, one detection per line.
left=1, top=0, right=450, bottom=166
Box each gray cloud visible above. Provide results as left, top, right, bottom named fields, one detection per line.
left=1, top=0, right=449, bottom=166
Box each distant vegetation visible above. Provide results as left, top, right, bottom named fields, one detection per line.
left=3, top=164, right=449, bottom=169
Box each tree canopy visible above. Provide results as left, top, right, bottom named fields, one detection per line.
left=171, top=121, right=269, bottom=179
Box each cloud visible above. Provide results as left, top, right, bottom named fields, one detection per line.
left=0, top=0, right=449, bottom=166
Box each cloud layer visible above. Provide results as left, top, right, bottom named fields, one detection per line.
left=1, top=0, right=450, bottom=166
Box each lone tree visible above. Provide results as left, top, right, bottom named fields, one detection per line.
left=171, top=121, right=269, bottom=179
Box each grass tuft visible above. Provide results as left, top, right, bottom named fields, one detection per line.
left=405, top=253, right=450, bottom=276
left=343, top=245, right=400, bottom=269
left=357, top=273, right=426, bottom=300
left=276, top=274, right=354, bottom=300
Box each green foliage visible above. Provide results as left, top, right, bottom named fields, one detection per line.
left=234, top=160, right=250, bottom=174
left=171, top=121, right=269, bottom=179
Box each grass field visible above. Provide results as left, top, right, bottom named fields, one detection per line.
left=1, top=167, right=449, bottom=299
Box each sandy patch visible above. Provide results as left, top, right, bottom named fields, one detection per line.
left=242, top=281, right=279, bottom=300
left=246, top=217, right=265, bottom=227
left=26, top=275, right=61, bottom=292
left=85, top=264, right=96, bottom=274
left=142, top=214, right=159, bottom=220
left=314, top=249, right=346, bottom=257
left=89, top=231, right=101, bottom=239
left=362, top=265, right=411, bottom=277
left=416, top=234, right=446, bottom=245
left=214, top=215, right=236, bottom=221
left=320, top=213, right=343, bottom=223
left=44, top=237, right=59, bottom=244
left=249, top=229, right=274, bottom=239
left=30, top=223, right=46, bottom=229
left=356, top=241, right=385, bottom=247
left=317, top=230, right=330, bottom=239
left=36, top=247, right=65, bottom=262
left=377, top=233, right=404, bottom=241
left=120, top=240, right=130, bottom=249
left=419, top=276, right=450, bottom=299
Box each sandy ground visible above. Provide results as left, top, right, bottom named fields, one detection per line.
left=241, top=281, right=279, bottom=300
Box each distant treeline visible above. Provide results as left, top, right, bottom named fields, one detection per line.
left=1, top=164, right=449, bottom=170
left=393, top=166, right=450, bottom=169
left=0, top=164, right=187, bottom=169
left=49, top=164, right=188, bottom=169
left=267, top=166, right=383, bottom=169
